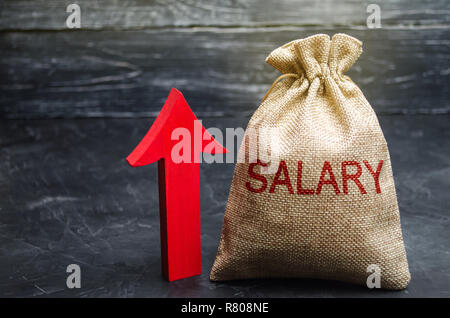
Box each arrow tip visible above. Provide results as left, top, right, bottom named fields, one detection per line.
left=169, top=87, right=183, bottom=99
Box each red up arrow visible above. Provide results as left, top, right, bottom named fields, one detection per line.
left=126, top=88, right=227, bottom=281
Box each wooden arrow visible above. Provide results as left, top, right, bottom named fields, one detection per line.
left=126, top=88, right=227, bottom=281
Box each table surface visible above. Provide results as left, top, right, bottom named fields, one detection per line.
left=1, top=115, right=449, bottom=297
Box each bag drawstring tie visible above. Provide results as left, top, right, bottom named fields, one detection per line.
left=262, top=73, right=300, bottom=102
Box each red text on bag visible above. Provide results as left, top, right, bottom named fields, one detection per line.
left=245, top=160, right=383, bottom=195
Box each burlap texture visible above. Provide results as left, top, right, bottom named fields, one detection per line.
left=210, top=34, right=410, bottom=289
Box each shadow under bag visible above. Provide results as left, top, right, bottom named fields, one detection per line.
left=210, top=33, right=410, bottom=290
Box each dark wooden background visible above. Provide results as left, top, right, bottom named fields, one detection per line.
left=1, top=0, right=449, bottom=118
left=0, top=1, right=449, bottom=298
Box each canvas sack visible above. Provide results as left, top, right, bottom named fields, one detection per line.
left=210, top=34, right=410, bottom=290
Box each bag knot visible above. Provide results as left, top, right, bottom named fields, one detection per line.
left=317, top=63, right=330, bottom=81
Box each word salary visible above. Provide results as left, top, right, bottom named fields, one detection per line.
left=245, top=160, right=384, bottom=195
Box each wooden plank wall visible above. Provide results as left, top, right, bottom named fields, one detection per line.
left=0, top=0, right=449, bottom=118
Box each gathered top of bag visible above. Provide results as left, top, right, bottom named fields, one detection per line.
left=266, top=33, right=362, bottom=83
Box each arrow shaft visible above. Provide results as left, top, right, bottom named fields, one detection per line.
left=158, top=158, right=201, bottom=281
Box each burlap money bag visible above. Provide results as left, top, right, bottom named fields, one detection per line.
left=210, top=34, right=410, bottom=289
